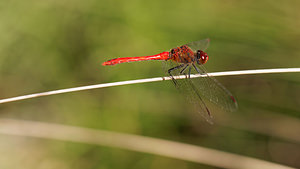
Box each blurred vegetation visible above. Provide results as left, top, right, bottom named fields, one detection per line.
left=0, top=0, right=299, bottom=168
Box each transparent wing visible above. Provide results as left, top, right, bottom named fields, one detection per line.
left=185, top=38, right=210, bottom=52
left=189, top=63, right=238, bottom=112
left=164, top=61, right=238, bottom=124
left=164, top=61, right=213, bottom=123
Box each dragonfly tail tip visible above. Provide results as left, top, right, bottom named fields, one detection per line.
left=102, top=61, right=112, bottom=66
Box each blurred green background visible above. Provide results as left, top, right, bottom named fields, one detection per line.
left=0, top=0, right=299, bottom=168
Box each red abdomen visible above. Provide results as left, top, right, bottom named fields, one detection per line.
left=102, top=51, right=169, bottom=66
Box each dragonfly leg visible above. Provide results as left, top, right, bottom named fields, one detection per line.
left=188, top=66, right=191, bottom=79
left=168, top=64, right=185, bottom=86
left=180, top=64, right=189, bottom=74
left=192, top=63, right=204, bottom=74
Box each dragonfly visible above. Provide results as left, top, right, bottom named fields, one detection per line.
left=102, top=39, right=238, bottom=123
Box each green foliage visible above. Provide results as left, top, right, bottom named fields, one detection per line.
left=0, top=0, right=299, bottom=168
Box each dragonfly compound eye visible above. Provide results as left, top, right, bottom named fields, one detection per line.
left=196, top=50, right=209, bottom=64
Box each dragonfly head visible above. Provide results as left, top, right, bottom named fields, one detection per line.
left=196, top=50, right=209, bottom=65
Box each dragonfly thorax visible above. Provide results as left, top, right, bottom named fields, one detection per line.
left=169, top=45, right=209, bottom=65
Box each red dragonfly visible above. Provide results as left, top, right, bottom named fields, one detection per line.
left=102, top=39, right=237, bottom=123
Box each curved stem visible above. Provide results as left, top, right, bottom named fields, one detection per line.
left=0, top=118, right=294, bottom=169
left=0, top=68, right=299, bottom=104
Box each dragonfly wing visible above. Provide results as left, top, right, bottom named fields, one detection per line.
left=189, top=64, right=238, bottom=112
left=185, top=39, right=210, bottom=52
left=164, top=60, right=238, bottom=123
left=164, top=61, right=214, bottom=123
left=184, top=78, right=214, bottom=123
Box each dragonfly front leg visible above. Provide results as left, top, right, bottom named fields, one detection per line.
left=192, top=63, right=204, bottom=74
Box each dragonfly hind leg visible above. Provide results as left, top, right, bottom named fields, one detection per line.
left=168, top=64, right=186, bottom=86
left=179, top=64, right=189, bottom=74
